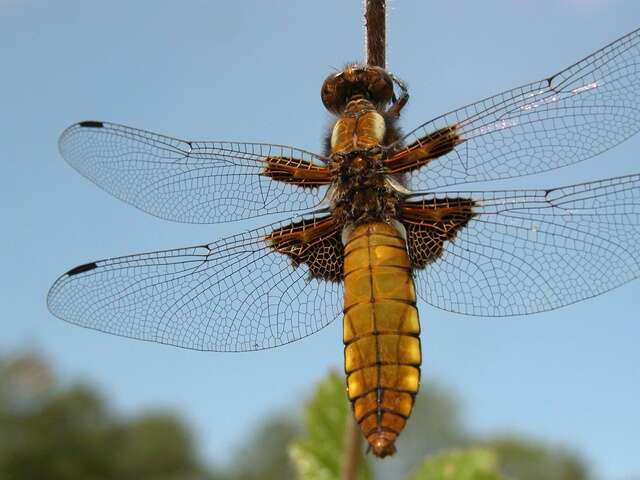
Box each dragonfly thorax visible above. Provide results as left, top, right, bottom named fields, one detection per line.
left=329, top=151, right=400, bottom=226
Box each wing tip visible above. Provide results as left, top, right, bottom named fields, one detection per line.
left=59, top=121, right=105, bottom=152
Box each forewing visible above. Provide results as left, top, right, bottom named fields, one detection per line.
left=407, top=174, right=640, bottom=316
left=59, top=121, right=330, bottom=223
left=393, top=27, right=640, bottom=190
left=47, top=214, right=343, bottom=351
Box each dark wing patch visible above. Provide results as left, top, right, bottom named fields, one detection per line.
left=266, top=215, right=343, bottom=282
left=78, top=120, right=104, bottom=128
left=400, top=198, right=476, bottom=269
left=66, top=262, right=98, bottom=276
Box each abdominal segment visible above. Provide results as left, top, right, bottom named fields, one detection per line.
left=342, top=222, right=421, bottom=457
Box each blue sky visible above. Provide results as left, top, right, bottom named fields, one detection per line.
left=2, top=0, right=640, bottom=478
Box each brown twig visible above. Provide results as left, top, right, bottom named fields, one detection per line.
left=364, top=0, right=386, bottom=68
left=340, top=414, right=363, bottom=480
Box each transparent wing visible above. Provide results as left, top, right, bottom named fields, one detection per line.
left=409, top=174, right=640, bottom=316
left=59, top=121, right=329, bottom=223
left=47, top=214, right=343, bottom=351
left=395, top=27, right=640, bottom=190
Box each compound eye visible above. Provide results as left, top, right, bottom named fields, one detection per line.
left=366, top=69, right=394, bottom=104
left=321, top=73, right=348, bottom=113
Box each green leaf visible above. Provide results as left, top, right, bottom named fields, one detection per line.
left=407, top=448, right=504, bottom=480
left=289, top=370, right=372, bottom=480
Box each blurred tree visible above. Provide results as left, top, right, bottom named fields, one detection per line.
left=486, top=436, right=589, bottom=480
left=226, top=415, right=300, bottom=480
left=114, top=412, right=202, bottom=479
left=0, top=351, right=206, bottom=480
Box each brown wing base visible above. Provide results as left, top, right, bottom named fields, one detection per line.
left=400, top=198, right=476, bottom=268
left=265, top=215, right=342, bottom=282
left=385, top=125, right=462, bottom=174
left=261, top=156, right=331, bottom=187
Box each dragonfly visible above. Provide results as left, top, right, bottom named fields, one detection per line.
left=48, top=27, right=640, bottom=457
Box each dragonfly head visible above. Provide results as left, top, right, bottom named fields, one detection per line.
left=321, top=64, right=395, bottom=114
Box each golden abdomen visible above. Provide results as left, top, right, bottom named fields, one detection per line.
left=343, top=222, right=421, bottom=457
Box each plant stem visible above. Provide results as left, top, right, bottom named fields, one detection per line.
left=364, top=0, right=386, bottom=68
left=340, top=415, right=363, bottom=480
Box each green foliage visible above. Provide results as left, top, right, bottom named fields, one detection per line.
left=289, top=371, right=372, bottom=480
left=406, top=449, right=504, bottom=480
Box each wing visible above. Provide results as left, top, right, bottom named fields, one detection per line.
left=58, top=121, right=331, bottom=224
left=387, top=27, right=640, bottom=190
left=47, top=213, right=343, bottom=351
left=403, top=174, right=640, bottom=316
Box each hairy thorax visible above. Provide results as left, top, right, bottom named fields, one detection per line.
left=328, top=98, right=401, bottom=226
